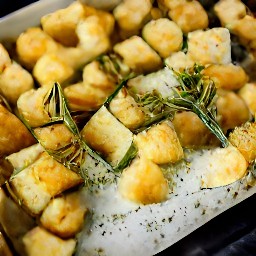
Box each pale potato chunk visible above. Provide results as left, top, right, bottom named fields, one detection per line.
left=40, top=191, right=87, bottom=238
left=238, top=83, right=256, bottom=115
left=0, top=44, right=11, bottom=73
left=229, top=122, right=256, bottom=163
left=168, top=1, right=208, bottom=33
left=16, top=27, right=60, bottom=69
left=0, top=62, right=34, bottom=105
left=33, top=53, right=75, bottom=87
left=201, top=145, right=248, bottom=188
left=77, top=16, right=110, bottom=56
left=23, top=226, right=76, bottom=256
left=142, top=18, right=183, bottom=58
left=118, top=156, right=169, bottom=204
left=82, top=60, right=116, bottom=89
left=203, top=63, right=248, bottom=91
left=172, top=111, right=219, bottom=148
left=214, top=0, right=247, bottom=27
left=64, top=82, right=114, bottom=111
left=157, top=0, right=186, bottom=10
left=81, top=106, right=133, bottom=166
left=229, top=15, right=256, bottom=41
left=165, top=51, right=195, bottom=71
left=216, top=89, right=250, bottom=133
left=34, top=124, right=74, bottom=151
left=9, top=152, right=83, bottom=215
left=113, top=36, right=162, bottom=73
left=109, top=88, right=145, bottom=129
left=17, top=87, right=51, bottom=128
left=187, top=28, right=231, bottom=65
left=135, top=122, right=183, bottom=164
left=113, top=0, right=152, bottom=31
left=41, top=2, right=86, bottom=47
left=0, top=105, right=35, bottom=157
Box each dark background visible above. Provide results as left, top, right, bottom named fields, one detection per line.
left=1, top=1, right=256, bottom=256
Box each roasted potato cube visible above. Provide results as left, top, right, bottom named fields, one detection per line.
left=0, top=44, right=11, bottom=73
left=77, top=16, right=110, bottom=56
left=135, top=122, right=183, bottom=164
left=109, top=88, right=145, bottom=129
left=142, top=18, right=183, bottom=58
left=229, top=122, right=256, bottom=163
left=17, top=87, right=51, bottom=128
left=34, top=124, right=74, bottom=151
left=165, top=51, right=195, bottom=71
left=118, top=156, right=169, bottom=204
left=216, top=89, right=250, bottom=133
left=0, top=159, right=13, bottom=185
left=41, top=2, right=86, bottom=47
left=33, top=53, right=75, bottom=87
left=113, top=0, right=152, bottom=31
left=0, top=105, right=35, bottom=157
left=16, top=27, right=60, bottom=69
left=238, top=83, right=256, bottom=115
left=64, top=82, right=114, bottom=111
left=40, top=191, right=87, bottom=238
left=0, top=62, right=34, bottom=105
left=203, top=63, right=248, bottom=91
left=168, top=0, right=208, bottom=33
left=214, top=0, right=247, bottom=27
left=201, top=145, right=248, bottom=188
left=0, top=188, right=35, bottom=255
left=81, top=106, right=133, bottom=167
left=23, top=226, right=76, bottom=256
left=157, top=0, right=186, bottom=10
left=172, top=111, right=220, bottom=148
left=187, top=28, right=231, bottom=65
left=9, top=152, right=83, bottom=215
left=113, top=36, right=162, bottom=73
left=82, top=60, right=116, bottom=89
left=228, top=15, right=256, bottom=41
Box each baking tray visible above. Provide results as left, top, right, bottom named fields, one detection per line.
left=0, top=1, right=256, bottom=255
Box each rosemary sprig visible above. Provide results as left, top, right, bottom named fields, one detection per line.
left=20, top=83, right=113, bottom=181
left=135, top=65, right=229, bottom=147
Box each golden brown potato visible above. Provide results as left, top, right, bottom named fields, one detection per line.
left=135, top=122, right=184, bottom=164
left=0, top=158, right=13, bottom=185
left=118, top=156, right=169, bottom=204
left=0, top=62, right=34, bottom=105
left=113, top=0, right=152, bottom=32
left=41, top=2, right=86, bottom=47
left=109, top=88, right=145, bottom=129
left=81, top=106, right=133, bottom=166
left=229, top=15, right=256, bottom=41
left=23, top=226, right=76, bottom=256
left=33, top=53, right=75, bottom=87
left=165, top=51, right=194, bottom=71
left=17, top=87, right=51, bottom=128
left=187, top=28, right=231, bottom=65
left=64, top=82, right=114, bottom=111
left=214, top=0, right=247, bottom=27
left=203, top=63, right=248, bottom=91
left=16, top=27, right=60, bottom=69
left=142, top=18, right=183, bottom=58
left=0, top=44, right=11, bottom=73
left=113, top=36, right=162, bottom=73
left=9, top=152, right=83, bottom=215
left=238, top=83, right=256, bottom=115
left=168, top=0, right=208, bottom=34
left=34, top=124, right=74, bottom=151
left=216, top=89, right=250, bottom=133
left=172, top=111, right=220, bottom=148
left=40, top=191, right=87, bottom=238
left=229, top=122, right=256, bottom=163
left=0, top=105, right=35, bottom=157
left=201, top=145, right=248, bottom=188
